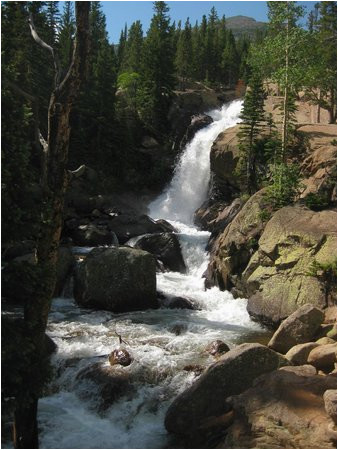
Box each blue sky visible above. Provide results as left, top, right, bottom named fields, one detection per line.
left=99, top=1, right=318, bottom=43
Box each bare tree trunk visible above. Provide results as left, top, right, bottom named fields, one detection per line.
left=317, top=89, right=321, bottom=123
left=13, top=4, right=90, bottom=448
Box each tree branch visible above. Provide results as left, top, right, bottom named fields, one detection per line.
left=28, top=13, right=62, bottom=87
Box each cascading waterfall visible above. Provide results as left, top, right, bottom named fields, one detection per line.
left=33, top=100, right=266, bottom=450
left=149, top=100, right=243, bottom=224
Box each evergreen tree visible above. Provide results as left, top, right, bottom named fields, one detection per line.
left=58, top=2, right=75, bottom=70
left=122, top=20, right=143, bottom=73
left=222, top=30, right=239, bottom=87
left=175, top=17, right=193, bottom=88
left=139, top=1, right=175, bottom=134
left=237, top=75, right=266, bottom=193
left=45, top=1, right=60, bottom=45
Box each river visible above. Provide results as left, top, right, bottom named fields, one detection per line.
left=37, top=100, right=266, bottom=449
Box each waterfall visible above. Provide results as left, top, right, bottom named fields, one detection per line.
left=149, top=100, right=243, bottom=225
left=33, top=100, right=266, bottom=450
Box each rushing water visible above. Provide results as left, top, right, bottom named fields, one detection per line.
left=37, top=100, right=266, bottom=449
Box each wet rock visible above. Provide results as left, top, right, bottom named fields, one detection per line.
left=155, top=219, right=177, bottom=233
left=324, top=389, right=337, bottom=423
left=167, top=296, right=196, bottom=310
left=183, top=365, right=205, bottom=376
left=180, top=114, right=213, bottom=148
left=194, top=198, right=241, bottom=236
left=54, top=247, right=76, bottom=296
left=107, top=213, right=165, bottom=244
left=70, top=223, right=118, bottom=247
left=221, top=368, right=336, bottom=449
left=170, top=323, right=188, bottom=335
left=205, top=340, right=230, bottom=357
left=307, top=343, right=337, bottom=371
left=268, top=304, right=325, bottom=354
left=164, top=343, right=288, bottom=437
left=134, top=233, right=186, bottom=273
left=76, top=363, right=132, bottom=411
left=109, top=348, right=133, bottom=367
left=74, top=247, right=157, bottom=312
left=285, top=342, right=319, bottom=365
left=44, top=334, right=57, bottom=356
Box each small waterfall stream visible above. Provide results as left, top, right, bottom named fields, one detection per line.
left=37, top=100, right=266, bottom=449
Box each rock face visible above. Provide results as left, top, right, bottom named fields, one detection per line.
left=74, top=247, right=157, bottom=312
left=133, top=233, right=186, bottom=273
left=222, top=368, right=337, bottom=449
left=299, top=124, right=337, bottom=202
left=164, top=343, right=288, bottom=438
left=268, top=304, right=325, bottom=354
left=205, top=189, right=270, bottom=291
left=245, top=206, right=337, bottom=326
left=194, top=198, right=242, bottom=235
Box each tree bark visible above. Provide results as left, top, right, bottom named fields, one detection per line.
left=13, top=4, right=90, bottom=448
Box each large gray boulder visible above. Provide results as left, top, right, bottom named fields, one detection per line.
left=74, top=247, right=157, bottom=312
left=107, top=213, right=167, bottom=244
left=133, top=233, right=186, bottom=273
left=268, top=304, right=325, bottom=354
left=246, top=206, right=336, bottom=326
left=164, top=343, right=288, bottom=438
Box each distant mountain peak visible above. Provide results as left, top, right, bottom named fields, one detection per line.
left=225, top=15, right=267, bottom=38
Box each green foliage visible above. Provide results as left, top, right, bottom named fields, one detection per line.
left=266, top=162, right=303, bottom=208
left=258, top=209, right=272, bottom=222
left=307, top=258, right=337, bottom=281
left=304, top=192, right=330, bottom=211
left=331, top=139, right=337, bottom=146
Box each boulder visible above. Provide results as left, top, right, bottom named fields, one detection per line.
left=74, top=247, right=157, bottom=312
left=268, top=304, right=324, bottom=354
left=279, top=364, right=317, bottom=376
left=246, top=206, right=336, bottom=326
left=222, top=368, right=336, bottom=449
left=285, top=342, right=319, bottom=365
left=76, top=363, right=132, bottom=411
left=205, top=189, right=270, bottom=290
left=307, top=343, right=337, bottom=371
left=180, top=114, right=213, bottom=148
left=109, top=348, right=133, bottom=367
left=155, top=219, right=177, bottom=233
left=134, top=233, right=186, bottom=273
left=327, top=323, right=337, bottom=340
left=70, top=223, right=118, bottom=247
left=107, top=213, right=166, bottom=244
left=205, top=340, right=230, bottom=357
left=166, top=296, right=196, bottom=310
left=316, top=337, right=336, bottom=345
left=324, top=389, right=337, bottom=423
left=54, top=247, right=76, bottom=296
left=164, top=343, right=288, bottom=438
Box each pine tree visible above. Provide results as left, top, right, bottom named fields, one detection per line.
left=222, top=30, right=239, bottom=87
left=175, top=17, right=193, bottom=88
left=139, top=1, right=175, bottom=134
left=122, top=20, right=143, bottom=73
left=237, top=75, right=266, bottom=193
left=45, top=1, right=60, bottom=45
left=58, top=2, right=75, bottom=70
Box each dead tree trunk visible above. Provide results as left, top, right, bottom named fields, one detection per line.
left=13, top=4, right=90, bottom=448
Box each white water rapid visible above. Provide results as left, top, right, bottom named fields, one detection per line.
left=35, top=100, right=266, bottom=449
